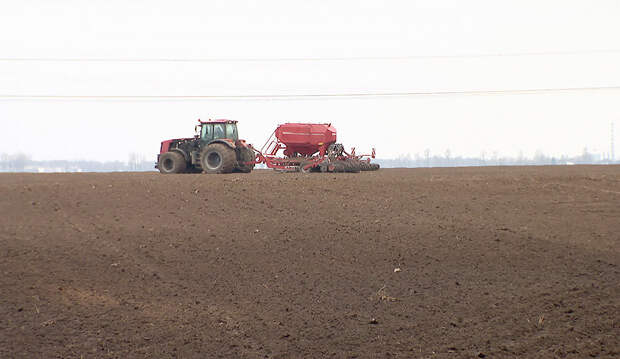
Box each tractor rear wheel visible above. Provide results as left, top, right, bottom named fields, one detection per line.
left=158, top=151, right=187, bottom=174
left=201, top=143, right=236, bottom=174
left=235, top=147, right=255, bottom=173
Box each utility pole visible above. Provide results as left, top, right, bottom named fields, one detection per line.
left=612, top=122, right=615, bottom=162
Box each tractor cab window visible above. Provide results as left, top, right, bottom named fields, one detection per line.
left=213, top=124, right=226, bottom=139
left=201, top=124, right=213, bottom=140
left=226, top=123, right=238, bottom=140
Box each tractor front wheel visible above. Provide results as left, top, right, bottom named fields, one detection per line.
left=201, top=143, right=236, bottom=174
left=158, top=151, right=187, bottom=174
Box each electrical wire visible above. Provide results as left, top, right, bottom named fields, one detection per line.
left=1, top=49, right=620, bottom=63
left=1, top=85, right=619, bottom=101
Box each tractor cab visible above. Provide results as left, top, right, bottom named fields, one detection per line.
left=198, top=119, right=239, bottom=142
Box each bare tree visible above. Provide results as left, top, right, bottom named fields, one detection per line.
left=534, top=149, right=546, bottom=164
left=491, top=151, right=499, bottom=165
left=12, top=153, right=31, bottom=171
left=0, top=153, right=8, bottom=170
left=581, top=147, right=593, bottom=163
left=128, top=153, right=147, bottom=171
left=517, top=150, right=525, bottom=165
left=424, top=148, right=431, bottom=167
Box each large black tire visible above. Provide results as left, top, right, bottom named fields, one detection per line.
left=158, top=151, right=187, bottom=174
left=319, top=161, right=329, bottom=173
left=201, top=143, right=236, bottom=174
left=235, top=147, right=255, bottom=173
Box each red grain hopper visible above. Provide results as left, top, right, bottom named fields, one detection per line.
left=275, top=123, right=337, bottom=157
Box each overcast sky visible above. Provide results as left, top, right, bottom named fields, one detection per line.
left=1, top=0, right=619, bottom=162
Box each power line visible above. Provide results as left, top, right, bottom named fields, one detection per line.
left=1, top=49, right=620, bottom=63
left=1, top=85, right=619, bottom=101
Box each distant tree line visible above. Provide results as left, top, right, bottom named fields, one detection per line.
left=0, top=152, right=155, bottom=172
left=376, top=147, right=617, bottom=168
left=0, top=148, right=616, bottom=173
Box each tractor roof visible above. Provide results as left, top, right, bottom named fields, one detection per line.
left=198, top=119, right=237, bottom=124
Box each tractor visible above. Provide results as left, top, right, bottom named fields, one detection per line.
left=156, top=119, right=255, bottom=174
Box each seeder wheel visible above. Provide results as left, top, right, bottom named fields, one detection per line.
left=299, top=161, right=312, bottom=173
left=344, top=161, right=361, bottom=173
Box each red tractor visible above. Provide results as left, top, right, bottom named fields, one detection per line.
left=156, top=119, right=255, bottom=174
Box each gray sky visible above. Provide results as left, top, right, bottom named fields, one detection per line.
left=1, top=0, right=619, bottom=161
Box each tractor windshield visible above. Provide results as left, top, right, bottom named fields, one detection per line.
left=201, top=122, right=238, bottom=141
left=226, top=123, right=238, bottom=140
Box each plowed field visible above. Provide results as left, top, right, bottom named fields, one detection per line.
left=1, top=166, right=619, bottom=358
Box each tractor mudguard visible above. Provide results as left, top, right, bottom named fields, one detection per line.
left=170, top=148, right=190, bottom=162
left=234, top=139, right=251, bottom=149
left=209, top=139, right=236, bottom=149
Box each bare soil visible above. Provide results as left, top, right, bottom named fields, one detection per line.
left=1, top=166, right=619, bottom=358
